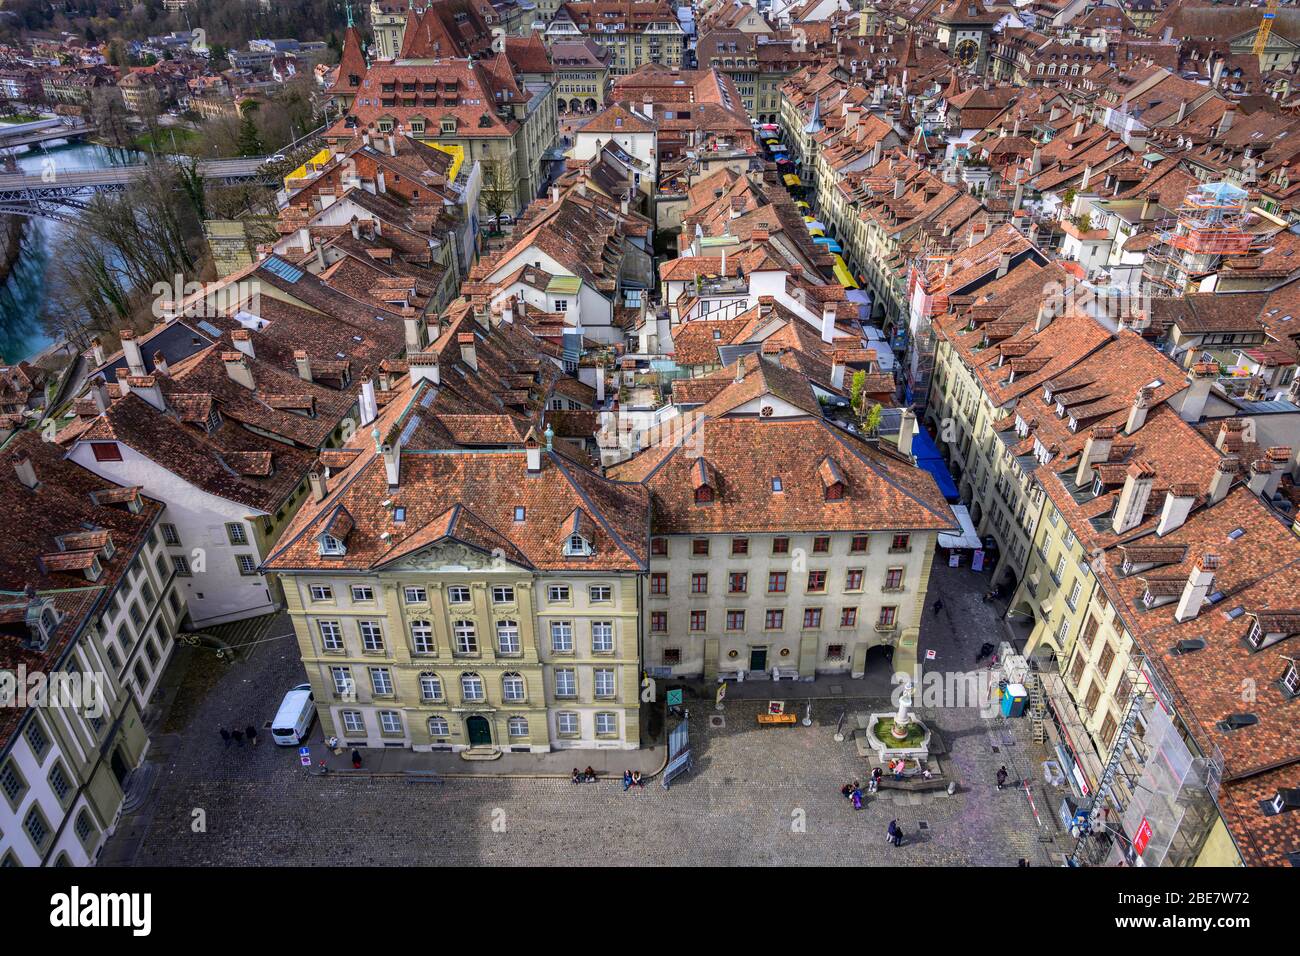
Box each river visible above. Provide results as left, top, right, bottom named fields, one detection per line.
left=0, top=141, right=141, bottom=364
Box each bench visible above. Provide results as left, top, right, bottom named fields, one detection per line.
left=875, top=775, right=949, bottom=792
left=757, top=712, right=798, bottom=726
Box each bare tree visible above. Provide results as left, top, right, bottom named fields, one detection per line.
left=480, top=158, right=517, bottom=231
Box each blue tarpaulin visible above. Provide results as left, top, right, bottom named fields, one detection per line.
left=910, top=425, right=959, bottom=502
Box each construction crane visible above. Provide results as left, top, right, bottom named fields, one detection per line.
left=1253, top=0, right=1281, bottom=57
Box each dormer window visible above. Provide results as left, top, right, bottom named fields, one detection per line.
left=320, top=534, right=346, bottom=556
left=1281, top=660, right=1300, bottom=698
left=564, top=534, right=592, bottom=557
left=1093, top=475, right=1105, bottom=498
left=694, top=485, right=714, bottom=504
left=206, top=407, right=223, bottom=434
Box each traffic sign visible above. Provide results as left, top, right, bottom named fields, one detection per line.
left=666, top=688, right=683, bottom=706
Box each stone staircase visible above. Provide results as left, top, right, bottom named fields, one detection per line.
left=460, top=747, right=503, bottom=761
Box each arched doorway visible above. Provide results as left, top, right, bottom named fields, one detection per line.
left=557, top=99, right=567, bottom=114
left=466, top=715, right=492, bottom=747
left=584, top=98, right=596, bottom=112
left=569, top=98, right=582, bottom=114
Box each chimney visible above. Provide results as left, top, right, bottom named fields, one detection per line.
left=1141, top=191, right=1157, bottom=220
left=298, top=227, right=311, bottom=253
left=595, top=363, right=605, bottom=404
left=1174, top=554, right=1219, bottom=622
left=1156, top=483, right=1199, bottom=536
left=222, top=351, right=255, bottom=390
left=551, top=184, right=559, bottom=204
left=152, top=350, right=170, bottom=378
left=458, top=332, right=478, bottom=371
left=89, top=377, right=111, bottom=414
left=404, top=315, right=425, bottom=352
left=126, top=374, right=166, bottom=411
left=642, top=95, right=652, bottom=120
left=115, top=368, right=131, bottom=398
left=120, top=329, right=145, bottom=376
left=1034, top=300, right=1055, bottom=333
left=1074, top=117, right=1085, bottom=138
left=1209, top=456, right=1238, bottom=503
left=376, top=171, right=386, bottom=194
left=894, top=178, right=905, bottom=199
left=1074, top=425, right=1115, bottom=487
left=350, top=217, right=361, bottom=241
left=1080, top=164, right=1093, bottom=191
left=996, top=251, right=1012, bottom=279
left=525, top=427, right=542, bottom=473
left=308, top=467, right=327, bottom=502
left=1030, top=145, right=1042, bottom=175
left=1012, top=181, right=1024, bottom=212
left=1179, top=362, right=1217, bottom=423
left=359, top=370, right=379, bottom=427
left=387, top=133, right=396, bottom=156
left=11, top=451, right=38, bottom=490
left=381, top=442, right=401, bottom=487
left=1216, top=419, right=1245, bottom=453
left=898, top=408, right=916, bottom=458
left=1126, top=386, right=1154, bottom=434
left=821, top=303, right=837, bottom=344
left=294, top=349, right=313, bottom=382
left=91, top=337, right=106, bottom=367
left=1248, top=458, right=1279, bottom=499
left=231, top=328, right=255, bottom=360
left=735, top=356, right=746, bottom=383
left=831, top=350, right=848, bottom=390
left=409, top=353, right=441, bottom=385
left=1111, top=460, right=1156, bottom=534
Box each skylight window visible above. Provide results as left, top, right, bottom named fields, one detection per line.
left=771, top=477, right=783, bottom=492
left=1228, top=528, right=1245, bottom=540
left=514, top=506, right=526, bottom=521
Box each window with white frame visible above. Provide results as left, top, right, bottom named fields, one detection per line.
left=548, top=584, right=570, bottom=602
left=341, top=711, right=365, bottom=735
left=591, top=620, right=614, bottom=652
left=453, top=620, right=478, bottom=654
left=555, top=668, right=577, bottom=697
left=502, top=672, right=525, bottom=701
left=411, top=620, right=434, bottom=654
left=595, top=712, right=617, bottom=736
left=496, top=619, right=520, bottom=654
left=319, top=620, right=344, bottom=651
left=320, top=534, right=346, bottom=556
left=161, top=523, right=181, bottom=546
left=310, top=584, right=334, bottom=601
left=507, top=716, right=528, bottom=737
left=447, top=586, right=471, bottom=605
left=379, top=711, right=403, bottom=734
left=330, top=666, right=354, bottom=696
left=460, top=672, right=485, bottom=701
left=351, top=585, right=375, bottom=602
left=359, top=620, right=385, bottom=652
left=594, top=667, right=615, bottom=698
left=404, top=586, right=428, bottom=604
left=419, top=673, right=442, bottom=701
left=428, top=716, right=450, bottom=737
left=226, top=522, right=248, bottom=545
left=551, top=620, right=574, bottom=652
left=589, top=585, right=612, bottom=602
left=557, top=712, right=579, bottom=735
left=491, top=585, right=515, bottom=604
left=369, top=667, right=393, bottom=696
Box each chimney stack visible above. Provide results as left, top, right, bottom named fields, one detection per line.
left=222, top=352, right=256, bottom=390
left=821, top=303, right=837, bottom=344
left=115, top=368, right=131, bottom=398
left=404, top=315, right=425, bottom=352
left=1179, top=362, right=1216, bottom=423
left=1248, top=458, right=1281, bottom=500
left=152, top=350, right=170, bottom=378
left=1126, top=386, right=1154, bottom=434
left=1034, top=299, right=1055, bottom=333
left=89, top=377, right=111, bottom=414
left=1209, top=456, right=1238, bottom=503
left=231, top=328, right=255, bottom=360
left=120, top=329, right=146, bottom=377
left=1074, top=425, right=1115, bottom=487
left=458, top=332, right=478, bottom=371
left=525, top=427, right=542, bottom=473
left=898, top=408, right=916, bottom=458
left=308, top=466, right=327, bottom=502
left=294, top=350, right=313, bottom=383
left=1174, top=554, right=1219, bottom=622
left=1111, top=460, right=1156, bottom=534
left=126, top=374, right=166, bottom=411
left=91, top=337, right=106, bottom=367
left=831, top=350, right=849, bottom=390
left=11, top=451, right=38, bottom=490
left=1156, top=483, right=1199, bottom=536
left=381, top=442, right=401, bottom=487
left=359, top=370, right=379, bottom=427
left=996, top=251, right=1012, bottom=279
left=409, top=353, right=441, bottom=386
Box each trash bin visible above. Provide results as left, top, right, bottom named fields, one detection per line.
left=1001, top=682, right=1028, bottom=717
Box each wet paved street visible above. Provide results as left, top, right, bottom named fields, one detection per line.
left=108, top=560, right=1075, bottom=866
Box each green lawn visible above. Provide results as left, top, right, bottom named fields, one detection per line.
left=132, top=126, right=200, bottom=153
left=0, top=113, right=42, bottom=124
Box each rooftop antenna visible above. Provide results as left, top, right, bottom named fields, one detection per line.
left=345, top=1, right=354, bottom=29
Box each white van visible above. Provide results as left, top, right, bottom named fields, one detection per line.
left=271, top=683, right=316, bottom=746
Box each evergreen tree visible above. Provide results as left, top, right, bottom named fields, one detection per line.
left=236, top=108, right=263, bottom=156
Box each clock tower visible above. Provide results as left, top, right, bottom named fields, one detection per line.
left=933, top=3, right=998, bottom=76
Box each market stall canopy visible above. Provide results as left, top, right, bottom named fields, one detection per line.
left=938, top=505, right=981, bottom=550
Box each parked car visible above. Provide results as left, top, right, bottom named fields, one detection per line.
left=271, top=683, right=315, bottom=746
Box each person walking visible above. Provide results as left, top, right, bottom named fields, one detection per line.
left=351, top=748, right=362, bottom=769
left=231, top=727, right=244, bottom=747
left=996, top=766, right=1008, bottom=791
left=219, top=726, right=232, bottom=748
left=932, top=597, right=944, bottom=615
left=245, top=724, right=258, bottom=747
left=886, top=819, right=900, bottom=847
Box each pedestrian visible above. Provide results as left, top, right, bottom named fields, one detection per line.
left=245, top=724, right=258, bottom=747
left=231, top=727, right=244, bottom=747
left=623, top=770, right=633, bottom=792
left=219, top=726, right=232, bottom=748
left=892, top=821, right=904, bottom=847
left=351, top=748, right=362, bottom=769
left=886, top=819, right=899, bottom=846
left=851, top=786, right=863, bottom=810
left=932, top=597, right=944, bottom=614
left=631, top=770, right=643, bottom=788
left=572, top=767, right=582, bottom=784
left=996, top=765, right=1008, bottom=790
left=840, top=782, right=854, bottom=800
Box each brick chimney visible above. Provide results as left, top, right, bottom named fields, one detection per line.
left=91, top=337, right=106, bottom=367
left=1125, top=386, right=1154, bottom=434
left=1111, top=460, right=1156, bottom=534
left=120, top=329, right=146, bottom=377
left=1248, top=458, right=1280, bottom=500
left=222, top=351, right=255, bottom=390
left=1215, top=419, right=1244, bottom=453
left=381, top=441, right=401, bottom=487
left=152, top=350, right=170, bottom=378
left=89, top=377, right=111, bottom=414
left=1174, top=553, right=1219, bottom=622
left=1208, top=455, right=1238, bottom=503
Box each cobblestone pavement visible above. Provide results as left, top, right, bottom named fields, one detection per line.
left=109, top=564, right=1075, bottom=867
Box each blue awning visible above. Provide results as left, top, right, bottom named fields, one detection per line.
left=910, top=424, right=959, bottom=502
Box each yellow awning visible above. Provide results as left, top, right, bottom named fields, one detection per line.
left=783, top=173, right=801, bottom=187
left=833, top=255, right=858, bottom=289
left=808, top=228, right=825, bottom=238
